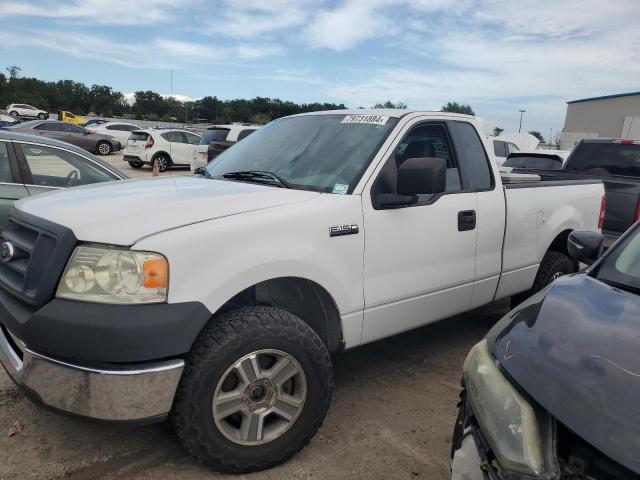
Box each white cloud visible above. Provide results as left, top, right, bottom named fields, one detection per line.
left=305, top=0, right=396, bottom=51
left=201, top=0, right=314, bottom=39
left=0, top=0, right=185, bottom=25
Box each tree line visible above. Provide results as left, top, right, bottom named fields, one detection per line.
left=0, top=66, right=346, bottom=124
left=1, top=66, right=496, bottom=131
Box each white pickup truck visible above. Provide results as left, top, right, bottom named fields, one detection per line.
left=0, top=110, right=603, bottom=473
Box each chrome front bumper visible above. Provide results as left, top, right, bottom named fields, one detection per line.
left=0, top=325, right=184, bottom=422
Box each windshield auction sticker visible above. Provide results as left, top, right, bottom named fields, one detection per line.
left=341, top=114, right=389, bottom=125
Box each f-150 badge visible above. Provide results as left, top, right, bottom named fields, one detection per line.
left=329, top=224, right=359, bottom=237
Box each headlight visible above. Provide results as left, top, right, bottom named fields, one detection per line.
left=464, top=339, right=543, bottom=476
left=56, top=245, right=168, bottom=304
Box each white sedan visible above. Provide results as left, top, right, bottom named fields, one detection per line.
left=87, top=122, right=141, bottom=146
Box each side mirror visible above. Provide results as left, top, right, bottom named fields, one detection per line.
left=398, top=157, right=446, bottom=196
left=568, top=230, right=603, bottom=265
left=375, top=157, right=447, bottom=209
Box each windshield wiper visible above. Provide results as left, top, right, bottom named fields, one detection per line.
left=222, top=170, right=291, bottom=189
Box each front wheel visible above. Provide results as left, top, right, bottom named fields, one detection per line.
left=9, top=111, right=18, bottom=118
left=128, top=161, right=143, bottom=169
left=172, top=306, right=333, bottom=473
left=96, top=141, right=112, bottom=155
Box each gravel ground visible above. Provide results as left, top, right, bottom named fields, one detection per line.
left=0, top=151, right=510, bottom=479
left=0, top=301, right=509, bottom=480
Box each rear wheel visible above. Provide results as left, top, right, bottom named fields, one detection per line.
left=96, top=141, right=112, bottom=155
left=37, top=113, right=46, bottom=119
left=512, top=251, right=575, bottom=306
left=172, top=306, right=333, bottom=473
left=153, top=153, right=171, bottom=172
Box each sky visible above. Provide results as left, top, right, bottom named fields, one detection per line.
left=1, top=0, right=639, bottom=139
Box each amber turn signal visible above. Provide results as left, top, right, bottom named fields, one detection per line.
left=143, top=257, right=168, bottom=289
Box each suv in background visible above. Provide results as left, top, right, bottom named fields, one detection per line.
left=191, top=124, right=259, bottom=172
left=124, top=128, right=200, bottom=171
left=6, top=103, right=49, bottom=120
left=87, top=122, right=140, bottom=145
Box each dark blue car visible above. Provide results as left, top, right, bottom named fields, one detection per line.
left=451, top=226, right=640, bottom=479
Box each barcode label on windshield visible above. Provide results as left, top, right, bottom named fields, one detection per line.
left=341, top=114, right=389, bottom=126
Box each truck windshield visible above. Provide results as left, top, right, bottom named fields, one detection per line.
left=565, top=143, right=640, bottom=177
left=595, top=226, right=640, bottom=292
left=205, top=114, right=398, bottom=193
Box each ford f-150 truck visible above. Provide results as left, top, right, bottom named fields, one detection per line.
left=0, top=110, right=604, bottom=473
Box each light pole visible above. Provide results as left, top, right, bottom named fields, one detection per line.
left=518, top=109, right=526, bottom=133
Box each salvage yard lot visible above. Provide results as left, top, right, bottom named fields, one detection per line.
left=0, top=301, right=507, bottom=480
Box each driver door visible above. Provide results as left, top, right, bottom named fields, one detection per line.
left=361, top=119, right=478, bottom=343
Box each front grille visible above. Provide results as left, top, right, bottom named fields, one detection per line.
left=0, top=210, right=77, bottom=308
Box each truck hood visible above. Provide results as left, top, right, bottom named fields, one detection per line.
left=16, top=177, right=319, bottom=245
left=490, top=274, right=640, bottom=474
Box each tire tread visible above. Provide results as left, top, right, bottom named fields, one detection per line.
left=172, top=306, right=333, bottom=474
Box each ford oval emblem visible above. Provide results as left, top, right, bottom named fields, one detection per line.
left=0, top=241, right=15, bottom=262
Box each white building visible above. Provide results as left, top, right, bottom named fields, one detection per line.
left=559, top=91, right=640, bottom=149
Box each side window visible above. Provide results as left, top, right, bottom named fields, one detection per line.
left=449, top=121, right=494, bottom=190
left=394, top=123, right=461, bottom=192
left=19, top=144, right=115, bottom=188
left=162, top=131, right=184, bottom=143
left=124, top=125, right=138, bottom=131
left=63, top=124, right=85, bottom=133
left=0, top=143, right=13, bottom=183
left=185, top=133, right=200, bottom=145
left=507, top=142, right=519, bottom=154
left=493, top=140, right=507, bottom=157
left=237, top=129, right=255, bottom=141
left=34, top=123, right=55, bottom=131
left=106, top=125, right=118, bottom=130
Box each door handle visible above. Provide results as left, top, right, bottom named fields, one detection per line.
left=458, top=210, right=476, bottom=231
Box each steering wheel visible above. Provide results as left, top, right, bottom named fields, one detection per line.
left=65, top=169, right=80, bottom=187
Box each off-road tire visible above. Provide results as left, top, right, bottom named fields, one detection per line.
left=172, top=306, right=333, bottom=473
left=96, top=141, right=112, bottom=155
left=512, top=251, right=575, bottom=306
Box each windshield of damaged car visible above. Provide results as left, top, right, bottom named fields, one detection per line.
left=205, top=114, right=398, bottom=193
left=596, top=227, right=640, bottom=290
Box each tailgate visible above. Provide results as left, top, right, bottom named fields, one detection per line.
left=600, top=179, right=640, bottom=235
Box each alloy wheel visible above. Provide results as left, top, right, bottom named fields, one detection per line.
left=98, top=142, right=111, bottom=155
left=212, top=349, right=307, bottom=446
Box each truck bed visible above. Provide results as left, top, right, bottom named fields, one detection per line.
left=494, top=175, right=603, bottom=300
